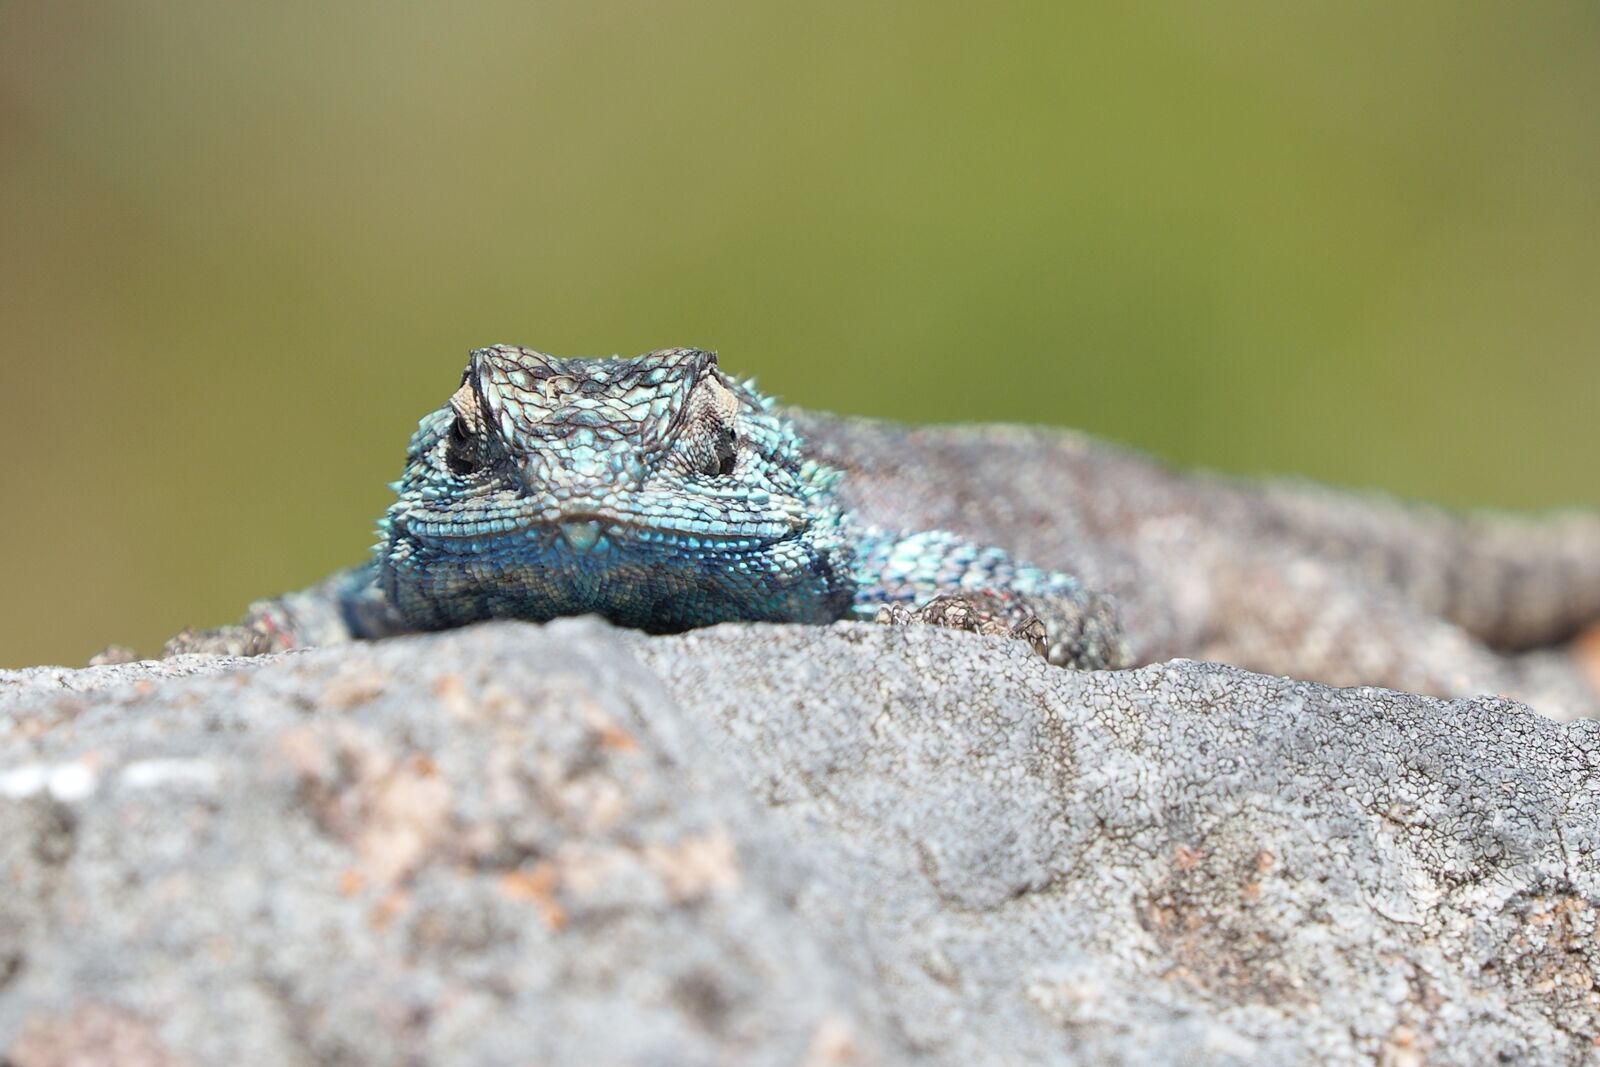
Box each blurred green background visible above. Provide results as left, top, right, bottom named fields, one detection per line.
left=3, top=2, right=1597, bottom=667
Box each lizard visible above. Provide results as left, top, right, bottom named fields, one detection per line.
left=159, top=344, right=1600, bottom=719
left=161, top=345, right=1128, bottom=671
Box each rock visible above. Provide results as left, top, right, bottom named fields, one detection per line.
left=1, top=618, right=1596, bottom=1065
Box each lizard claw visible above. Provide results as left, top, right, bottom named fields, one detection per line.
left=160, top=624, right=283, bottom=659
left=875, top=592, right=1051, bottom=661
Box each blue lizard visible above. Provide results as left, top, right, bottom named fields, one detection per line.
left=165, top=345, right=1126, bottom=669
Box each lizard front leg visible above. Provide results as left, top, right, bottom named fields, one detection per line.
left=847, top=524, right=1130, bottom=671
left=159, top=564, right=405, bottom=657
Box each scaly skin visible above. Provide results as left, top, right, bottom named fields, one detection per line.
left=164, top=346, right=1126, bottom=670
left=162, top=344, right=1600, bottom=718
left=791, top=411, right=1600, bottom=718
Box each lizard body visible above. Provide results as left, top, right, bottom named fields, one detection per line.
left=795, top=411, right=1600, bottom=715
left=172, top=346, right=1124, bottom=670
left=165, top=345, right=1600, bottom=718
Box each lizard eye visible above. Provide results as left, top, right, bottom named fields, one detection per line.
left=703, top=425, right=738, bottom=477
left=445, top=415, right=482, bottom=476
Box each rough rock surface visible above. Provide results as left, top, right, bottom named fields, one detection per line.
left=1, top=619, right=1597, bottom=1066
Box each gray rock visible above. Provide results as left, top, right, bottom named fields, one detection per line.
left=1, top=619, right=1596, bottom=1065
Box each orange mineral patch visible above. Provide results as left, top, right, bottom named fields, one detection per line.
left=499, top=862, right=567, bottom=930
left=1576, top=624, right=1600, bottom=696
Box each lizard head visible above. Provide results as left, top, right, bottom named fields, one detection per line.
left=376, top=345, right=855, bottom=633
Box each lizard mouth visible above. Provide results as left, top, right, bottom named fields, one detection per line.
left=399, top=507, right=800, bottom=553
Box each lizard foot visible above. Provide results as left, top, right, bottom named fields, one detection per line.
left=875, top=593, right=1051, bottom=662
left=875, top=588, right=1129, bottom=671
left=160, top=624, right=283, bottom=659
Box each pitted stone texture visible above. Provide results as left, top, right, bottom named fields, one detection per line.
left=3, top=618, right=1599, bottom=1065
left=0, top=623, right=884, bottom=1067
left=645, top=623, right=1600, bottom=1064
